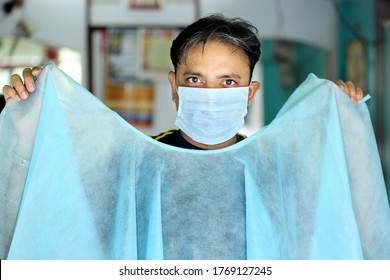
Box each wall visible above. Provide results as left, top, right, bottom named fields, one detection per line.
left=201, top=0, right=337, bottom=53
left=261, top=40, right=328, bottom=125
left=0, top=0, right=88, bottom=85
left=90, top=0, right=196, bottom=26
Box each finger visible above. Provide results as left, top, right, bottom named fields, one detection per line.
left=335, top=80, right=347, bottom=92
left=346, top=81, right=362, bottom=105
left=2, top=85, right=22, bottom=102
left=22, top=68, right=37, bottom=93
left=353, top=85, right=364, bottom=101
left=10, top=74, right=29, bottom=100
left=345, top=81, right=357, bottom=98
left=31, top=66, right=42, bottom=77
left=336, top=80, right=356, bottom=104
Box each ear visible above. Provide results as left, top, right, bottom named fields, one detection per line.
left=247, top=81, right=261, bottom=106
left=168, top=71, right=179, bottom=109
left=168, top=71, right=176, bottom=98
left=168, top=72, right=177, bottom=99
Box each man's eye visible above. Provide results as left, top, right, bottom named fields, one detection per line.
left=224, top=80, right=236, bottom=86
left=189, top=77, right=199, bottom=83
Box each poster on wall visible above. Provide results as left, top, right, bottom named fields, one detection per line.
left=143, top=28, right=176, bottom=73
left=104, top=80, right=155, bottom=128
left=104, top=27, right=181, bottom=128
left=105, top=28, right=155, bottom=128
left=106, top=28, right=140, bottom=82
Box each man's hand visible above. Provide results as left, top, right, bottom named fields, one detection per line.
left=2, top=66, right=42, bottom=102
left=335, top=80, right=364, bottom=105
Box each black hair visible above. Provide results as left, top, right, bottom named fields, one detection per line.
left=170, top=14, right=261, bottom=79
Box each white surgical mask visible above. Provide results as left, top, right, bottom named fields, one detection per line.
left=175, top=86, right=249, bottom=145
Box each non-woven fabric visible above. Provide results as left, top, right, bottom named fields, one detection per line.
left=0, top=63, right=389, bottom=260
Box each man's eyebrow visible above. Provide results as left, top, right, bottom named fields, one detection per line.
left=183, top=71, right=203, bottom=76
left=182, top=72, right=242, bottom=80
left=217, top=73, right=242, bottom=80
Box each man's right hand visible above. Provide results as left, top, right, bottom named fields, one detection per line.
left=2, top=66, right=42, bottom=102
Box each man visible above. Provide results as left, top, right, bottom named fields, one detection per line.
left=3, top=14, right=389, bottom=261
left=2, top=14, right=363, bottom=149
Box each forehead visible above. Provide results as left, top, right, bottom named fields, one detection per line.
left=177, top=41, right=250, bottom=73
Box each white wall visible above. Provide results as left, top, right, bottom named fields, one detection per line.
left=90, top=0, right=337, bottom=52
left=201, top=0, right=337, bottom=52
left=0, top=0, right=87, bottom=85
left=90, top=0, right=196, bottom=26
left=0, top=0, right=337, bottom=135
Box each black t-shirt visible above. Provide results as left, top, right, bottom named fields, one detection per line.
left=0, top=95, right=5, bottom=113
left=151, top=129, right=246, bottom=150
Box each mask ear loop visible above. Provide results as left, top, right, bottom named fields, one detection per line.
left=175, top=84, right=183, bottom=115
left=175, top=81, right=180, bottom=95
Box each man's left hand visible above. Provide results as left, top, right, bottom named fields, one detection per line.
left=335, top=80, right=364, bottom=105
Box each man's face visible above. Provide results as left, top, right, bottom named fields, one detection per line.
left=168, top=40, right=259, bottom=109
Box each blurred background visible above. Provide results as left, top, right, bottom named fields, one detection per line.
left=0, top=0, right=389, bottom=202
